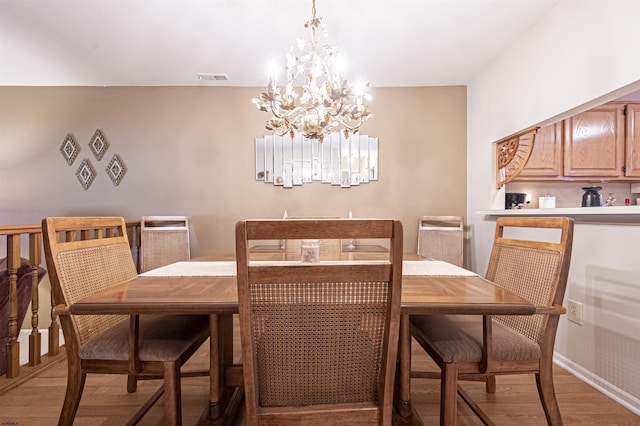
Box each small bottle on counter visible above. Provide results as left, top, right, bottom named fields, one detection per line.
left=625, top=198, right=630, bottom=206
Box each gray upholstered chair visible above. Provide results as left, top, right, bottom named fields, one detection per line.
left=140, top=216, right=190, bottom=273
left=42, top=216, right=209, bottom=426
left=409, top=217, right=574, bottom=425
left=236, top=218, right=403, bottom=425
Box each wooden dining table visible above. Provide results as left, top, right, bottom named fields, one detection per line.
left=68, top=249, right=535, bottom=425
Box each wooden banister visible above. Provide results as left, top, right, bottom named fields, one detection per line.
left=1, top=225, right=43, bottom=378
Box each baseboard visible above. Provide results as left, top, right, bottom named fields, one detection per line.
left=554, top=352, right=640, bottom=416
left=18, top=329, right=65, bottom=366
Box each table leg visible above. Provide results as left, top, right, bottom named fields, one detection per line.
left=201, top=314, right=243, bottom=425
left=395, top=314, right=414, bottom=418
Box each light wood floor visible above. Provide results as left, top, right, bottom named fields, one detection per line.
left=1, top=326, right=638, bottom=426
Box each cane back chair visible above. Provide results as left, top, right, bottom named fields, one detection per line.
left=416, top=215, right=464, bottom=267
left=42, top=217, right=209, bottom=425
left=283, top=216, right=342, bottom=258
left=140, top=215, right=190, bottom=273
left=409, top=217, right=574, bottom=425
left=236, top=218, right=404, bottom=425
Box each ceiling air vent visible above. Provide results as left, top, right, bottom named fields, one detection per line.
left=196, top=73, right=230, bottom=81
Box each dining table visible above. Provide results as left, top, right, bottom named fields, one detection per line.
left=68, top=247, right=536, bottom=425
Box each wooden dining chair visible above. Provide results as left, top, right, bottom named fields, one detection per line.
left=416, top=215, right=464, bottom=267
left=409, top=217, right=574, bottom=425
left=42, top=217, right=209, bottom=426
left=283, top=215, right=343, bottom=258
left=140, top=215, right=190, bottom=273
left=236, top=218, right=404, bottom=425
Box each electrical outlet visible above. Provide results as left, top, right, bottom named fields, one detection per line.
left=567, top=299, right=583, bottom=325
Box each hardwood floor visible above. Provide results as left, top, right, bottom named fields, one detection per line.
left=1, top=327, right=638, bottom=426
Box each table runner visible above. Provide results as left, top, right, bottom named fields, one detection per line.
left=140, top=261, right=237, bottom=277
left=139, top=260, right=478, bottom=277
left=402, top=260, right=477, bottom=277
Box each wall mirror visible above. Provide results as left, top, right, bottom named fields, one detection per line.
left=255, top=132, right=378, bottom=188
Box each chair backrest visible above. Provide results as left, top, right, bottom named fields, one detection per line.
left=416, top=215, right=464, bottom=267
left=486, top=217, right=574, bottom=344
left=236, top=218, right=403, bottom=425
left=42, top=217, right=136, bottom=346
left=140, top=216, right=190, bottom=273
left=283, top=216, right=342, bottom=257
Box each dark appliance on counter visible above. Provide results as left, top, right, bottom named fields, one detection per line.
left=582, top=186, right=603, bottom=207
left=505, top=193, right=526, bottom=209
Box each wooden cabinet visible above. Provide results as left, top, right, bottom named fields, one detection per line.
left=517, top=122, right=563, bottom=179
left=625, top=104, right=640, bottom=177
left=563, top=103, right=625, bottom=178
left=514, top=103, right=640, bottom=182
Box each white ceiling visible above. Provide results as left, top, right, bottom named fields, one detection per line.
left=0, top=0, right=562, bottom=87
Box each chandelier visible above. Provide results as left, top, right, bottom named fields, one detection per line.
left=252, top=0, right=371, bottom=142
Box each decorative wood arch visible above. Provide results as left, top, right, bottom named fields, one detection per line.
left=495, top=127, right=538, bottom=189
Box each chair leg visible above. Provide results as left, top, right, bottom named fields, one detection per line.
left=485, top=375, right=496, bottom=394
left=163, top=362, right=182, bottom=426
left=58, top=362, right=86, bottom=426
left=440, top=363, right=458, bottom=426
left=127, top=374, right=138, bottom=393
left=536, top=367, right=563, bottom=426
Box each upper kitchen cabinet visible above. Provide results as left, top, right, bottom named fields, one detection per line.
left=508, top=103, right=640, bottom=184
left=516, top=122, right=563, bottom=179
left=563, top=103, right=625, bottom=178
left=625, top=104, right=640, bottom=177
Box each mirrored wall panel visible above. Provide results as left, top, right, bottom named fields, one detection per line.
left=255, top=133, right=378, bottom=188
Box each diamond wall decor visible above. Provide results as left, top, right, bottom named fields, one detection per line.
left=89, top=129, right=109, bottom=160
left=75, top=158, right=96, bottom=190
left=106, top=154, right=127, bottom=186
left=60, top=133, right=80, bottom=165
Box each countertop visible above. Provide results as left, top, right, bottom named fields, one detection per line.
left=476, top=206, right=640, bottom=224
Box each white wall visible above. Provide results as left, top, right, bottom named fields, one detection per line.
left=467, top=0, right=640, bottom=413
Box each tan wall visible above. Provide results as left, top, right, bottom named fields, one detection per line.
left=0, top=86, right=467, bottom=256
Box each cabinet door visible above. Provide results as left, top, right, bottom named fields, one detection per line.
left=516, top=122, right=563, bottom=178
left=564, top=104, right=625, bottom=177
left=625, top=104, right=640, bottom=177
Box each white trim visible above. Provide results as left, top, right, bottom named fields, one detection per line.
left=17, top=329, right=65, bottom=366
left=554, top=352, right=640, bottom=416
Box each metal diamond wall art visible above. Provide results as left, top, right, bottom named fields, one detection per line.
left=89, top=129, right=109, bottom=160
left=75, top=158, right=96, bottom=190
left=106, top=154, right=127, bottom=186
left=60, top=133, right=80, bottom=165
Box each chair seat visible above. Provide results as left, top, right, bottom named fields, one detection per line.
left=79, top=314, right=210, bottom=362
left=410, top=314, right=540, bottom=364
